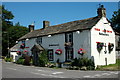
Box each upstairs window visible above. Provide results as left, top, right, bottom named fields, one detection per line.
left=65, top=33, right=73, bottom=43
left=36, top=37, right=42, bottom=44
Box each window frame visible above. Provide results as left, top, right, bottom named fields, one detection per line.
left=36, top=37, right=42, bottom=44
left=47, top=49, right=54, bottom=61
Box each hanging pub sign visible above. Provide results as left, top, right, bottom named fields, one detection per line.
left=55, top=49, right=62, bottom=55
left=108, top=43, right=114, bottom=53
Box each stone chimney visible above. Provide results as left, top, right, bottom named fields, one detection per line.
left=97, top=5, right=106, bottom=17
left=43, top=21, right=50, bottom=28
left=29, top=23, right=34, bottom=32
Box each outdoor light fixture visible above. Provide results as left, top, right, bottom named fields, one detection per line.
left=16, top=41, right=18, bottom=43
left=48, top=35, right=51, bottom=37
left=26, top=38, right=29, bottom=41
left=76, top=31, right=80, bottom=34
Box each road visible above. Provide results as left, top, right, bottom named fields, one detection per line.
left=2, top=61, right=120, bottom=79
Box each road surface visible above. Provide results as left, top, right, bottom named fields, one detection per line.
left=2, top=61, right=120, bottom=79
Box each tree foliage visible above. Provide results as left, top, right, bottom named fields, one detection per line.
left=110, top=9, right=120, bottom=33
left=2, top=5, right=29, bottom=56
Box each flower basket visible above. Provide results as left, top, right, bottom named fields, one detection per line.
left=17, top=51, right=21, bottom=55
left=55, top=49, right=62, bottom=55
left=78, top=48, right=86, bottom=56
left=96, top=42, right=104, bottom=53
left=20, top=43, right=25, bottom=49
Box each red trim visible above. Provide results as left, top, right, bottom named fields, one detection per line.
left=96, top=42, right=100, bottom=43
left=94, top=28, right=100, bottom=31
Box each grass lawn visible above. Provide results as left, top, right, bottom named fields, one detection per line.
left=96, top=59, right=120, bottom=71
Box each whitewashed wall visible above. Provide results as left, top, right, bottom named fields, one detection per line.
left=25, top=38, right=37, bottom=56
left=41, top=34, right=65, bottom=62
left=73, top=30, right=91, bottom=59
left=91, top=17, right=116, bottom=67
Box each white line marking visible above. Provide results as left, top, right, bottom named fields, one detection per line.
left=7, top=67, right=17, bottom=70
left=102, top=73, right=111, bottom=76
left=52, top=72, right=63, bottom=75
left=36, top=69, right=53, bottom=73
left=93, top=74, right=101, bottom=77
left=109, top=72, right=118, bottom=74
left=114, top=72, right=118, bottom=74
left=31, top=72, right=65, bottom=78
left=83, top=75, right=91, bottom=78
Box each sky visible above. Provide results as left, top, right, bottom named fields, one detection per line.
left=2, top=2, right=118, bottom=30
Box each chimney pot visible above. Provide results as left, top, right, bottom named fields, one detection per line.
left=43, top=21, right=50, bottom=28
left=97, top=5, right=106, bottom=17
left=29, top=24, right=34, bottom=32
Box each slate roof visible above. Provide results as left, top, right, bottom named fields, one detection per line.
left=18, top=16, right=101, bottom=40
left=10, top=44, right=20, bottom=51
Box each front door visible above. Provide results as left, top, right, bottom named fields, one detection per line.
left=33, top=51, right=39, bottom=66
left=65, top=48, right=73, bottom=62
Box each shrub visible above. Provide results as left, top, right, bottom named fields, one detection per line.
left=71, top=57, right=95, bottom=70
left=38, top=50, right=49, bottom=67
left=4, top=57, right=13, bottom=62
left=71, top=58, right=79, bottom=67
left=16, top=57, right=25, bottom=64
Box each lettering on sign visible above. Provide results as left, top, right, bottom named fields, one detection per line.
left=99, top=32, right=109, bottom=36
left=49, top=44, right=59, bottom=46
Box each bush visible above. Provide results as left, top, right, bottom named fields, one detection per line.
left=16, top=57, right=25, bottom=64
left=4, top=57, right=13, bottom=62
left=71, top=58, right=79, bottom=67
left=38, top=50, right=49, bottom=67
left=71, top=57, right=95, bottom=70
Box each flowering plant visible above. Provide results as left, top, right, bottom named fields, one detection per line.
left=78, top=48, right=86, bottom=55
left=64, top=42, right=72, bottom=47
left=108, top=43, right=114, bottom=53
left=20, top=43, right=25, bottom=49
left=96, top=42, right=104, bottom=53
left=17, top=51, right=21, bottom=55
left=55, top=49, right=62, bottom=55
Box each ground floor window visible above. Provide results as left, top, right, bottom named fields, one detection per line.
left=65, top=48, right=73, bottom=62
left=48, top=49, right=54, bottom=61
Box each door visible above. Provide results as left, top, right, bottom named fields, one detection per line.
left=33, top=51, right=39, bottom=66
left=65, top=48, right=73, bottom=62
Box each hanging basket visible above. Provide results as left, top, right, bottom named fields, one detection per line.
left=96, top=42, right=104, bottom=53
left=55, top=49, right=62, bottom=55
left=17, top=51, right=21, bottom=55
left=20, top=43, right=25, bottom=49
left=78, top=48, right=86, bottom=55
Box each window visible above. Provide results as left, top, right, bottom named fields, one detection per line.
left=22, top=40, right=25, bottom=44
left=65, top=48, right=73, bottom=61
left=65, top=33, right=73, bottom=43
left=36, top=37, right=42, bottom=44
left=48, top=49, right=54, bottom=61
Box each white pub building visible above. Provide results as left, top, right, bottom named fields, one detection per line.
left=10, top=5, right=116, bottom=67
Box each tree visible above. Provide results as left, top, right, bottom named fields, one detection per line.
left=110, top=9, right=120, bottom=33
left=8, top=25, right=29, bottom=48
left=2, top=5, right=29, bottom=56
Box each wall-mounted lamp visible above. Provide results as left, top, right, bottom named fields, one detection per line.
left=76, top=31, right=80, bottom=34
left=26, top=38, right=29, bottom=41
left=48, top=35, right=51, bottom=38
left=16, top=41, right=18, bottom=43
